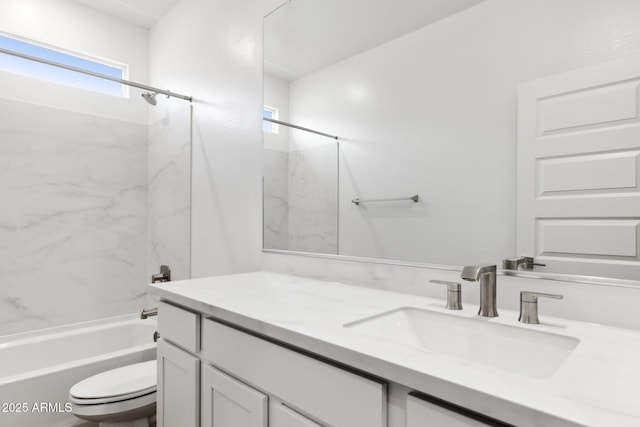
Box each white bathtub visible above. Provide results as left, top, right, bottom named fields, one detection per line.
left=0, top=315, right=157, bottom=427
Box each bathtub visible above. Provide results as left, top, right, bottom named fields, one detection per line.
left=0, top=314, right=157, bottom=427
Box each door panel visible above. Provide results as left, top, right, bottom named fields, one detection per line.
left=517, top=56, right=640, bottom=280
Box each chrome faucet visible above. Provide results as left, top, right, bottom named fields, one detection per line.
left=519, top=291, right=563, bottom=324
left=502, top=256, right=546, bottom=271
left=151, top=265, right=171, bottom=283
left=461, top=264, right=498, bottom=317
left=140, top=307, right=158, bottom=319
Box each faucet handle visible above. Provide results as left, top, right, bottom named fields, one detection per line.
left=151, top=265, right=171, bottom=283
left=503, top=256, right=546, bottom=271
left=524, top=257, right=546, bottom=270
left=518, top=291, right=563, bottom=324
left=429, top=280, right=462, bottom=310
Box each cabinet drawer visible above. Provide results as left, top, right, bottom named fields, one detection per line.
left=158, top=300, right=200, bottom=353
left=407, top=392, right=513, bottom=427
left=202, top=319, right=387, bottom=427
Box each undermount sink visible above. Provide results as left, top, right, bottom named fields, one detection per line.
left=344, top=307, right=579, bottom=379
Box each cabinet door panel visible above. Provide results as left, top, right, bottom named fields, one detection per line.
left=271, top=402, right=323, bottom=427
left=201, top=364, right=268, bottom=427
left=157, top=339, right=200, bottom=427
left=406, top=393, right=512, bottom=427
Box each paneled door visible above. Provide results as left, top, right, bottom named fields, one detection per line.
left=517, top=55, right=640, bottom=280
left=201, top=364, right=268, bottom=427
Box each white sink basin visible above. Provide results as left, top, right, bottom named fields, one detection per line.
left=344, top=307, right=579, bottom=379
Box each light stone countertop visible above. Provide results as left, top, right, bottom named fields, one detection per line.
left=150, top=271, right=640, bottom=427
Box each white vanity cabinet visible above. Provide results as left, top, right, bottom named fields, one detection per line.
left=155, top=299, right=511, bottom=427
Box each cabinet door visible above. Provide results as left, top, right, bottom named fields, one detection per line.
left=201, top=364, right=268, bottom=427
left=406, top=393, right=512, bottom=427
left=271, top=402, right=323, bottom=427
left=157, top=339, right=200, bottom=427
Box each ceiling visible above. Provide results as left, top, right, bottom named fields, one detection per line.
left=264, top=0, right=487, bottom=81
left=73, top=0, right=182, bottom=28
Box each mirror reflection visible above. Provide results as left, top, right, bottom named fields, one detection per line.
left=263, top=0, right=640, bottom=280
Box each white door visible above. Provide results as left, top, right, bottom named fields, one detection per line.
left=157, top=339, right=200, bottom=427
left=517, top=55, right=640, bottom=280
left=201, top=364, right=268, bottom=427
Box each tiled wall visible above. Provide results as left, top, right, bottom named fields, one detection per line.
left=263, top=148, right=290, bottom=250
left=147, top=99, right=192, bottom=282
left=0, top=98, right=148, bottom=335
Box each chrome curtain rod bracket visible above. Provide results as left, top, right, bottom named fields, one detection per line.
left=263, top=117, right=338, bottom=140
left=352, top=194, right=419, bottom=206
left=0, top=47, right=193, bottom=102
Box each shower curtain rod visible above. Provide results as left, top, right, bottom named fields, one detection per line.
left=264, top=117, right=338, bottom=140
left=0, top=47, right=193, bottom=102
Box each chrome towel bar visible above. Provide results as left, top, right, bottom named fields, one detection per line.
left=351, top=194, right=419, bottom=206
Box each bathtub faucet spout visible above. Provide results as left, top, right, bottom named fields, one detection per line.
left=140, top=307, right=158, bottom=319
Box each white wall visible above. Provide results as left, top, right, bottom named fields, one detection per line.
left=286, top=0, right=640, bottom=266
left=0, top=0, right=149, bottom=124
left=150, top=0, right=285, bottom=278
left=263, top=73, right=290, bottom=152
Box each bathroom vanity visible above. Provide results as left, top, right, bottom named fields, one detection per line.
left=150, top=272, right=640, bottom=427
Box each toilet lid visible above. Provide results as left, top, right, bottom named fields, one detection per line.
left=70, top=360, right=156, bottom=400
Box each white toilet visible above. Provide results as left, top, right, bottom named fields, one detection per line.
left=69, top=360, right=157, bottom=427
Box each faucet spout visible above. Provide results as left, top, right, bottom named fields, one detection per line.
left=461, top=263, right=498, bottom=317
left=140, top=307, right=158, bottom=319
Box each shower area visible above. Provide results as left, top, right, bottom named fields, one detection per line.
left=0, top=22, right=192, bottom=337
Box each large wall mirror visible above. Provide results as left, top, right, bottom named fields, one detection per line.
left=263, top=0, right=640, bottom=282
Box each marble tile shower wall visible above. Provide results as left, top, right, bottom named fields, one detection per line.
left=263, top=148, right=289, bottom=250
left=264, top=143, right=339, bottom=254
left=147, top=100, right=191, bottom=283
left=288, top=144, right=338, bottom=254
left=0, top=98, right=148, bottom=335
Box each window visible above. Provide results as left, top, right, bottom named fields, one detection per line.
left=263, top=105, right=279, bottom=134
left=0, top=34, right=126, bottom=97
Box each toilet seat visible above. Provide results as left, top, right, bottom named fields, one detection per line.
left=70, top=360, right=156, bottom=405
left=71, top=390, right=156, bottom=422
left=70, top=360, right=157, bottom=425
